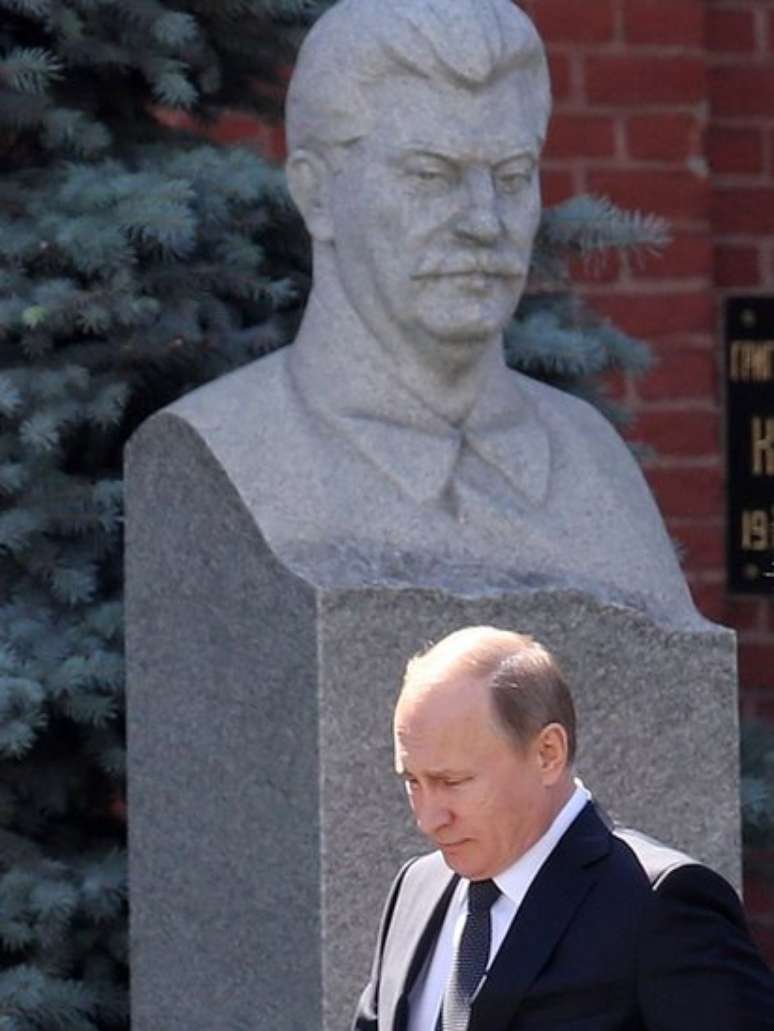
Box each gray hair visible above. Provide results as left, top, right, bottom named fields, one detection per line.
left=286, top=0, right=551, bottom=154
left=487, top=636, right=577, bottom=763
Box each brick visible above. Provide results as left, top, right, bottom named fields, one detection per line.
left=713, top=188, right=774, bottom=234
left=645, top=467, right=723, bottom=519
left=153, top=107, right=287, bottom=159
left=586, top=56, right=706, bottom=106
left=540, top=168, right=575, bottom=205
left=710, top=67, right=774, bottom=119
left=587, top=169, right=710, bottom=222
left=570, top=251, right=622, bottom=285
left=623, top=0, right=704, bottom=48
left=547, top=50, right=572, bottom=102
left=687, top=581, right=764, bottom=628
left=666, top=522, right=724, bottom=570
left=751, top=699, right=774, bottom=732
left=544, top=114, right=616, bottom=160
left=744, top=862, right=774, bottom=921
left=532, top=0, right=615, bottom=43
left=632, top=235, right=714, bottom=281
left=714, top=244, right=761, bottom=288
left=689, top=582, right=732, bottom=624
left=635, top=410, right=719, bottom=457
left=707, top=9, right=757, bottom=53
left=707, top=127, right=765, bottom=176
left=593, top=292, right=715, bottom=338
left=636, top=346, right=717, bottom=400
left=210, top=115, right=287, bottom=159
left=719, top=592, right=767, bottom=634
left=599, top=368, right=630, bottom=403
left=626, top=113, right=702, bottom=163
left=738, top=644, right=774, bottom=689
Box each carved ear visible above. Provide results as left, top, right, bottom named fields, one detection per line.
left=286, top=148, right=335, bottom=243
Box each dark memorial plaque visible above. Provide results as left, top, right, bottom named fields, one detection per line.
left=726, top=297, right=774, bottom=594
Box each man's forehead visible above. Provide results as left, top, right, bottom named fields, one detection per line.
left=366, top=72, right=546, bottom=157
left=396, top=668, right=490, bottom=724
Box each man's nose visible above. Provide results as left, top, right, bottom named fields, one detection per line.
left=414, top=794, right=452, bottom=837
left=454, top=168, right=501, bottom=244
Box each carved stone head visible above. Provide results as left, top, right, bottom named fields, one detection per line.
left=285, top=0, right=552, bottom=358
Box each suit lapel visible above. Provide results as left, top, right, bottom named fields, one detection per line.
left=470, top=803, right=612, bottom=1031
left=379, top=852, right=458, bottom=1031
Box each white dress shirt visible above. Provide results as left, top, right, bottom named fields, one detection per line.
left=407, top=780, right=592, bottom=1031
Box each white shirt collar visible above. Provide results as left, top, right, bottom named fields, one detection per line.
left=491, top=778, right=591, bottom=909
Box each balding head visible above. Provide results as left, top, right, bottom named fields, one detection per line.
left=394, top=626, right=577, bottom=877
left=286, top=0, right=551, bottom=155
left=400, top=626, right=576, bottom=762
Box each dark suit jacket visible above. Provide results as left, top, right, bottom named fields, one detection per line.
left=352, top=803, right=774, bottom=1030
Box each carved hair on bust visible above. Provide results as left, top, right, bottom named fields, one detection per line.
left=285, top=0, right=552, bottom=155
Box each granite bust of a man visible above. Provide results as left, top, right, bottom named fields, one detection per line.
left=167, top=0, right=700, bottom=627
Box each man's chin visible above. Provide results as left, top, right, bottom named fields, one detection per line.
left=438, top=840, right=481, bottom=877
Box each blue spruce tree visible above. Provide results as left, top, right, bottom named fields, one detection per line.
left=1, top=0, right=673, bottom=1026
left=0, top=1, right=321, bottom=1027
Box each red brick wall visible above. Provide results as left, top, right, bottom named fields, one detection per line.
left=520, top=0, right=774, bottom=957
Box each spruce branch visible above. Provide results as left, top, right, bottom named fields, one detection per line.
left=0, top=49, right=63, bottom=97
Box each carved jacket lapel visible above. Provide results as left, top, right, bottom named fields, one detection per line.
left=469, top=803, right=612, bottom=1031
left=379, top=852, right=458, bottom=1031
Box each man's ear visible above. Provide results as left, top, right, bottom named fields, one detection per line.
left=286, top=148, right=335, bottom=243
left=535, top=723, right=569, bottom=785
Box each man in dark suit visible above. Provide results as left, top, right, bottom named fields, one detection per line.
left=353, top=626, right=774, bottom=1030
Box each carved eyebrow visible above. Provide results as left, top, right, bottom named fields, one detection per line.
left=493, top=153, right=537, bottom=171
left=395, top=146, right=538, bottom=169
left=397, top=148, right=457, bottom=164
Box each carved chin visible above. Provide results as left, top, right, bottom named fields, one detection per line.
left=415, top=302, right=516, bottom=342
left=410, top=278, right=523, bottom=341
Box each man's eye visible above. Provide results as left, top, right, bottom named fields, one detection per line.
left=497, top=172, right=530, bottom=193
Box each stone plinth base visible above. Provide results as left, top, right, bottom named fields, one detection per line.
left=126, top=422, right=739, bottom=1031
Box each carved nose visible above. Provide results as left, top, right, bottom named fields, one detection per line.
left=454, top=169, right=501, bottom=243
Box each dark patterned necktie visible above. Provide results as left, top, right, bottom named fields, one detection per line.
left=440, top=878, right=501, bottom=1031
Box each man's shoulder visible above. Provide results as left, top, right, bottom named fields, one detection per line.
left=611, top=825, right=698, bottom=887
left=609, top=825, right=739, bottom=902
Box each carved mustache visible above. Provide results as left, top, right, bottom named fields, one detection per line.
left=412, top=257, right=528, bottom=279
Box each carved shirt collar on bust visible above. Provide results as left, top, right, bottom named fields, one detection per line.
left=287, top=287, right=550, bottom=508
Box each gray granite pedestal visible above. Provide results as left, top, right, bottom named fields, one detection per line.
left=126, top=417, right=740, bottom=1031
